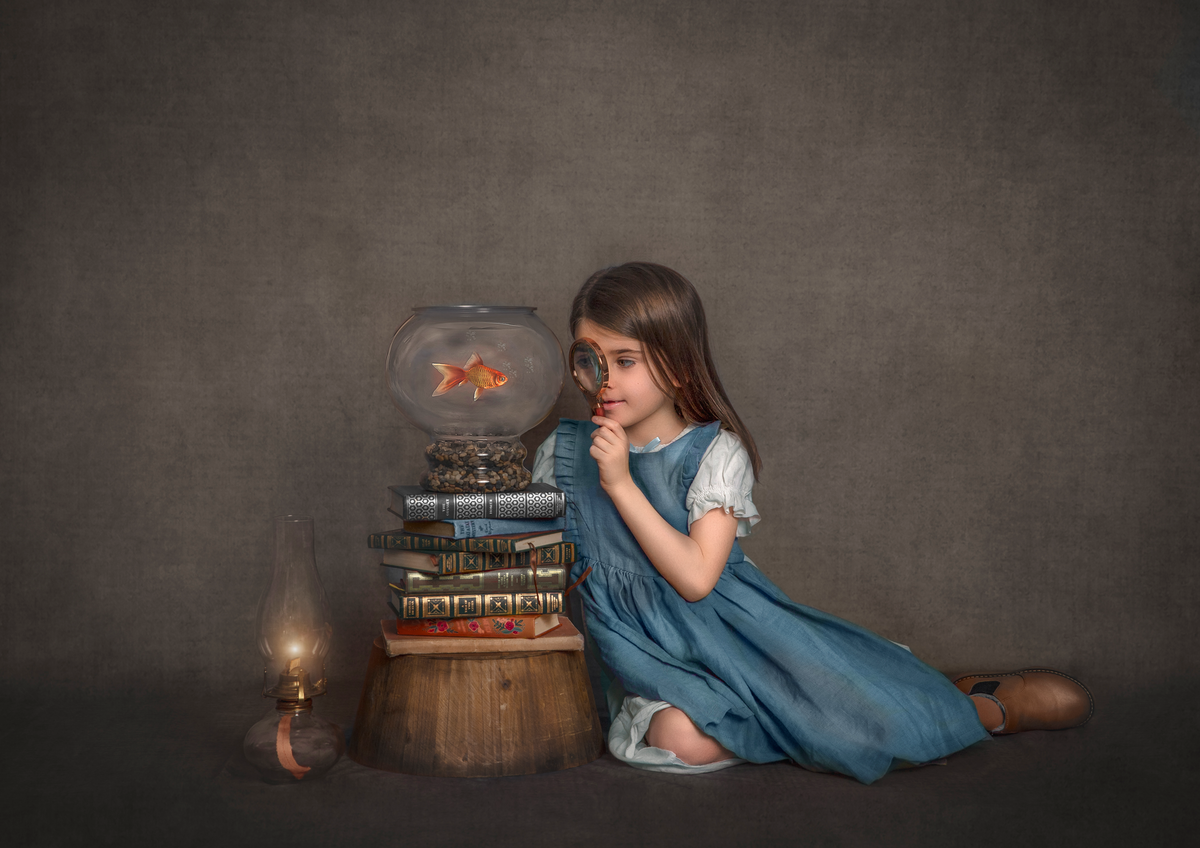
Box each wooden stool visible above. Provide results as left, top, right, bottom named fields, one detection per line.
left=347, top=621, right=603, bottom=777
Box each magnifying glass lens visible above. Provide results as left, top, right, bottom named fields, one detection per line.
left=573, top=346, right=602, bottom=393
left=569, top=338, right=609, bottom=415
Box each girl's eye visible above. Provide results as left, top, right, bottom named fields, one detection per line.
left=616, top=358, right=636, bottom=368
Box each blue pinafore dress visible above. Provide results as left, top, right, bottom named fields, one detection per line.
left=555, top=419, right=989, bottom=785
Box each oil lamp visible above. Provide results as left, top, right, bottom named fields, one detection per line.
left=242, top=515, right=343, bottom=782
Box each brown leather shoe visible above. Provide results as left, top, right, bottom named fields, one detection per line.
left=953, top=669, right=1094, bottom=734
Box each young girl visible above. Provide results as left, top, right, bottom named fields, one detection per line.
left=532, top=262, right=1092, bottom=784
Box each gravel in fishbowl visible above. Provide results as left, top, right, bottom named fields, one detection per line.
left=421, top=464, right=533, bottom=493
left=424, top=438, right=527, bottom=468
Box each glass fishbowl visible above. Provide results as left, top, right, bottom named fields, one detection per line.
left=386, top=306, right=564, bottom=493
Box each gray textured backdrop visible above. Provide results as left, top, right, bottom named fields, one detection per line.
left=2, top=0, right=1197, bottom=698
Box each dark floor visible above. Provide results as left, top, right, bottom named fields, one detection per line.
left=5, top=671, right=1196, bottom=848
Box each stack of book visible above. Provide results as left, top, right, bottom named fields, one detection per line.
left=369, top=482, right=578, bottom=653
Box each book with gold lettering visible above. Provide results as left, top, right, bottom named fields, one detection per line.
left=388, top=588, right=564, bottom=620
left=378, top=542, right=576, bottom=574
left=401, top=517, right=566, bottom=539
left=385, top=565, right=567, bottom=594
left=368, top=528, right=564, bottom=553
left=388, top=483, right=566, bottom=521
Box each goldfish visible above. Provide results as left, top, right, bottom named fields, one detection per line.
left=431, top=351, right=509, bottom=401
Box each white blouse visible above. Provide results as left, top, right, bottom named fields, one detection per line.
left=531, top=424, right=761, bottom=537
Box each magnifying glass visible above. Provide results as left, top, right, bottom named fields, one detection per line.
left=569, top=337, right=609, bottom=416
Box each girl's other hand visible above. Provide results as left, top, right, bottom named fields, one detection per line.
left=590, top=414, right=632, bottom=492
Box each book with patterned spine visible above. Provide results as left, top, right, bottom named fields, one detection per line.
left=368, top=528, right=564, bottom=553
left=388, top=483, right=566, bottom=521
left=388, top=589, right=564, bottom=620
left=385, top=565, right=567, bottom=594
left=378, top=542, right=576, bottom=575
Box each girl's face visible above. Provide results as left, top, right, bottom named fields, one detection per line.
left=574, top=319, right=686, bottom=447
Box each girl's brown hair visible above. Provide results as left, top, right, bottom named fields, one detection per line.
left=569, top=262, right=761, bottom=479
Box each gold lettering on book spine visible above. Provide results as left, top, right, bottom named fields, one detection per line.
left=454, top=595, right=480, bottom=616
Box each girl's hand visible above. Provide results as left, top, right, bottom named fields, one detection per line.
left=590, top=415, right=632, bottom=492
left=587, top=415, right=737, bottom=601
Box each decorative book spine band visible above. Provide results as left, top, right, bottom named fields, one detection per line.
left=434, top=543, right=576, bottom=574
left=390, top=488, right=566, bottom=520
left=369, top=533, right=566, bottom=553
left=391, top=591, right=564, bottom=619
left=390, top=566, right=567, bottom=594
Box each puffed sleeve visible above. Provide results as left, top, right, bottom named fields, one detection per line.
left=684, top=430, right=761, bottom=537
left=531, top=430, right=557, bottom=487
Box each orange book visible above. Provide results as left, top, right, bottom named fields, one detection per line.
left=392, top=613, right=561, bottom=638
left=381, top=617, right=584, bottom=657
